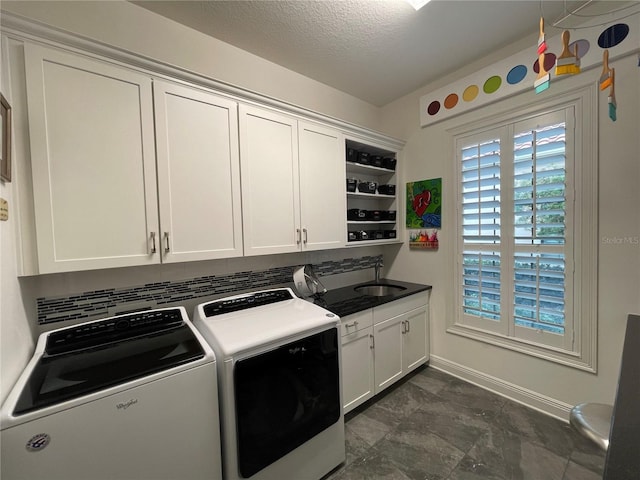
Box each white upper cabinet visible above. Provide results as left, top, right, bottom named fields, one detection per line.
left=298, top=121, right=345, bottom=251
left=153, top=80, right=243, bottom=262
left=239, top=106, right=344, bottom=256
left=239, top=105, right=301, bottom=256
left=16, top=39, right=401, bottom=274
left=23, top=45, right=244, bottom=274
left=24, top=44, right=159, bottom=273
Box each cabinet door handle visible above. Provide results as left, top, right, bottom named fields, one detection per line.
left=406, top=320, right=411, bottom=333
left=296, top=228, right=301, bottom=244
left=303, top=228, right=308, bottom=244
left=344, top=320, right=359, bottom=329
left=369, top=334, right=375, bottom=349
left=401, top=320, right=406, bottom=334
left=150, top=232, right=157, bottom=254
left=164, top=232, right=170, bottom=253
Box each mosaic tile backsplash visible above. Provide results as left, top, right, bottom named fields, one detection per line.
left=37, top=255, right=382, bottom=324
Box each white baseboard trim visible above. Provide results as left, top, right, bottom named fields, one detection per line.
left=429, top=355, right=573, bottom=423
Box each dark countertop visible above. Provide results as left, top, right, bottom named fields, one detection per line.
left=312, top=279, right=432, bottom=318
left=603, top=314, right=640, bottom=479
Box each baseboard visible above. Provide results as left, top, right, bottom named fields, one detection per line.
left=429, top=355, right=573, bottom=422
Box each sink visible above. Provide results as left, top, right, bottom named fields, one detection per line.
left=354, top=283, right=407, bottom=297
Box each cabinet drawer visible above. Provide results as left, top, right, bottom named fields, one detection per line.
left=373, top=292, right=429, bottom=324
left=340, top=309, right=373, bottom=337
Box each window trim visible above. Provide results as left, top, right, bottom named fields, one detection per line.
left=448, top=83, right=598, bottom=372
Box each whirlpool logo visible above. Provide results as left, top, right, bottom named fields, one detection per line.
left=26, top=433, right=50, bottom=452
left=116, top=398, right=138, bottom=411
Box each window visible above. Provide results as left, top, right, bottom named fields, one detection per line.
left=451, top=88, right=597, bottom=371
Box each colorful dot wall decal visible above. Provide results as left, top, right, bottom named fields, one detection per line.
left=463, top=85, right=479, bottom=102
left=483, top=76, right=502, bottom=94
left=533, top=53, right=556, bottom=73
left=507, top=65, right=527, bottom=85
left=598, top=23, right=629, bottom=48
left=570, top=39, right=590, bottom=58
left=427, top=100, right=440, bottom=116
left=444, top=93, right=458, bottom=109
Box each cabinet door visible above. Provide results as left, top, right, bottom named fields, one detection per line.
left=403, top=306, right=429, bottom=372
left=373, top=315, right=404, bottom=393
left=298, top=122, right=345, bottom=251
left=154, top=81, right=243, bottom=262
left=24, top=44, right=159, bottom=273
left=341, top=326, right=375, bottom=414
left=239, top=105, right=300, bottom=256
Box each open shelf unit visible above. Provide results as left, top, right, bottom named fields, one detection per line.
left=345, top=138, right=401, bottom=246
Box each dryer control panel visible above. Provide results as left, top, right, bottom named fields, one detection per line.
left=203, top=289, right=293, bottom=317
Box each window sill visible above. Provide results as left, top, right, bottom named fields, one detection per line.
left=446, top=323, right=596, bottom=373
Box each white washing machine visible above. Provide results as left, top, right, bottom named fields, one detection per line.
left=193, top=288, right=345, bottom=480
left=0, top=307, right=222, bottom=480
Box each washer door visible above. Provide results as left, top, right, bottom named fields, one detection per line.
left=234, top=327, right=340, bottom=478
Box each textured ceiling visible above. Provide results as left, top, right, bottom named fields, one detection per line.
left=133, top=0, right=628, bottom=106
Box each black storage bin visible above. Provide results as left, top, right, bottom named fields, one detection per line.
left=357, top=181, right=377, bottom=194
left=369, top=230, right=385, bottom=240
left=381, top=210, right=396, bottom=221
left=365, top=210, right=382, bottom=221
left=346, top=148, right=358, bottom=163
left=356, top=151, right=371, bottom=165
left=355, top=231, right=369, bottom=241
left=370, top=155, right=384, bottom=167
left=348, top=231, right=358, bottom=242
left=347, top=209, right=367, bottom=221
left=377, top=184, right=396, bottom=195
left=383, top=157, right=397, bottom=171
left=346, top=178, right=358, bottom=192
left=383, top=230, right=397, bottom=239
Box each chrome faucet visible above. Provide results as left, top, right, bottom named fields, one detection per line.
left=374, top=259, right=384, bottom=283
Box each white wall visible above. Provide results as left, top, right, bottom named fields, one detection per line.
left=1, top=0, right=381, bottom=131
left=0, top=0, right=386, bottom=405
left=0, top=171, right=36, bottom=407
left=380, top=44, right=640, bottom=416
left=0, top=31, right=37, bottom=405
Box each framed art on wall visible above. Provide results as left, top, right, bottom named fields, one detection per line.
left=406, top=178, right=441, bottom=229
left=1, top=93, right=12, bottom=182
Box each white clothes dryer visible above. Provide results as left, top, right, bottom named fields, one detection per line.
left=193, top=288, right=345, bottom=480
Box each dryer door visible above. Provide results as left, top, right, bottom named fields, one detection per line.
left=234, top=327, right=340, bottom=478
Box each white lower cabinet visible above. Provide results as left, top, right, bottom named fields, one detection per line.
left=341, top=292, right=430, bottom=414
left=340, top=310, right=375, bottom=412
left=373, top=313, right=406, bottom=392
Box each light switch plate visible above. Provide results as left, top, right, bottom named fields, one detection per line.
left=0, top=198, right=8, bottom=221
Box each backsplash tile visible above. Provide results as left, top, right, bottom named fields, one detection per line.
left=36, top=255, right=382, bottom=324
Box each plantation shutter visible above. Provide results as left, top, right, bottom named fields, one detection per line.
left=460, top=135, right=503, bottom=331
left=513, top=123, right=567, bottom=246
left=456, top=109, right=574, bottom=349
left=511, top=112, right=571, bottom=348
left=461, top=139, right=501, bottom=244
left=453, top=91, right=594, bottom=367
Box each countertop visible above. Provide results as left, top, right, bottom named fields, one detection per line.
left=311, top=279, right=432, bottom=318
left=603, top=313, right=640, bottom=479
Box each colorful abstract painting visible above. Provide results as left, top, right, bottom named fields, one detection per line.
left=406, top=178, right=441, bottom=229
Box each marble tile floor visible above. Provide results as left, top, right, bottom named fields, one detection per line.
left=324, top=366, right=606, bottom=480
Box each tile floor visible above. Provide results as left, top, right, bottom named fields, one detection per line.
left=324, top=366, right=606, bottom=480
